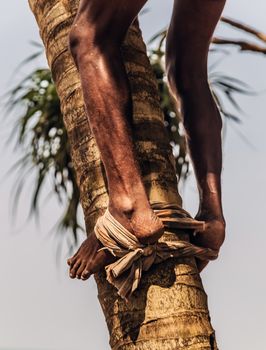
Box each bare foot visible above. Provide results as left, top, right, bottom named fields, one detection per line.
left=191, top=214, right=226, bottom=272
left=67, top=231, right=115, bottom=280
left=108, top=197, right=164, bottom=245
left=67, top=197, right=164, bottom=280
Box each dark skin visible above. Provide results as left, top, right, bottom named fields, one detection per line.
left=67, top=0, right=226, bottom=280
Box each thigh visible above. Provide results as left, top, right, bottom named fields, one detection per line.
left=166, top=0, right=226, bottom=61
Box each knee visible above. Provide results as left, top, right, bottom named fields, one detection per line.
left=165, top=51, right=208, bottom=98
left=69, top=9, right=123, bottom=65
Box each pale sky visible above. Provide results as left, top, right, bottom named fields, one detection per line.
left=1, top=1, right=266, bottom=349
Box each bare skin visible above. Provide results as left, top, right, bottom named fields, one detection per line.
left=166, top=0, right=226, bottom=270
left=67, top=0, right=226, bottom=280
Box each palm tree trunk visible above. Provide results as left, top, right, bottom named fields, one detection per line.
left=28, top=1, right=218, bottom=348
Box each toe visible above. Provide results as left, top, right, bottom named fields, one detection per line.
left=197, top=259, right=209, bottom=272
left=67, top=255, right=77, bottom=267
left=69, top=260, right=81, bottom=278
left=76, top=261, right=87, bottom=279
left=67, top=258, right=73, bottom=266
left=81, top=264, right=92, bottom=280
left=67, top=250, right=80, bottom=266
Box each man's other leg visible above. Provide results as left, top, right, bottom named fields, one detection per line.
left=165, top=0, right=226, bottom=271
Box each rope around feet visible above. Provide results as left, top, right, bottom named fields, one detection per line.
left=94, top=201, right=218, bottom=301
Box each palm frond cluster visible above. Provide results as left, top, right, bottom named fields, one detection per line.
left=7, top=68, right=82, bottom=243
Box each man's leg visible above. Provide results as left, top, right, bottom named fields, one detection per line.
left=165, top=0, right=226, bottom=271
left=67, top=0, right=165, bottom=280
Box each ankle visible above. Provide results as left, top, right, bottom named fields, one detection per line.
left=108, top=195, right=135, bottom=216
left=108, top=192, right=150, bottom=218
left=108, top=181, right=150, bottom=210
left=196, top=206, right=225, bottom=226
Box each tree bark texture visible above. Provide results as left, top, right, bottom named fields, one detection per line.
left=29, top=1, right=218, bottom=349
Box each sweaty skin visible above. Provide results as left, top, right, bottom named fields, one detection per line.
left=67, top=0, right=226, bottom=280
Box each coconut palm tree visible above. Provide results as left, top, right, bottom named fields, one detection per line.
left=21, top=1, right=264, bottom=348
